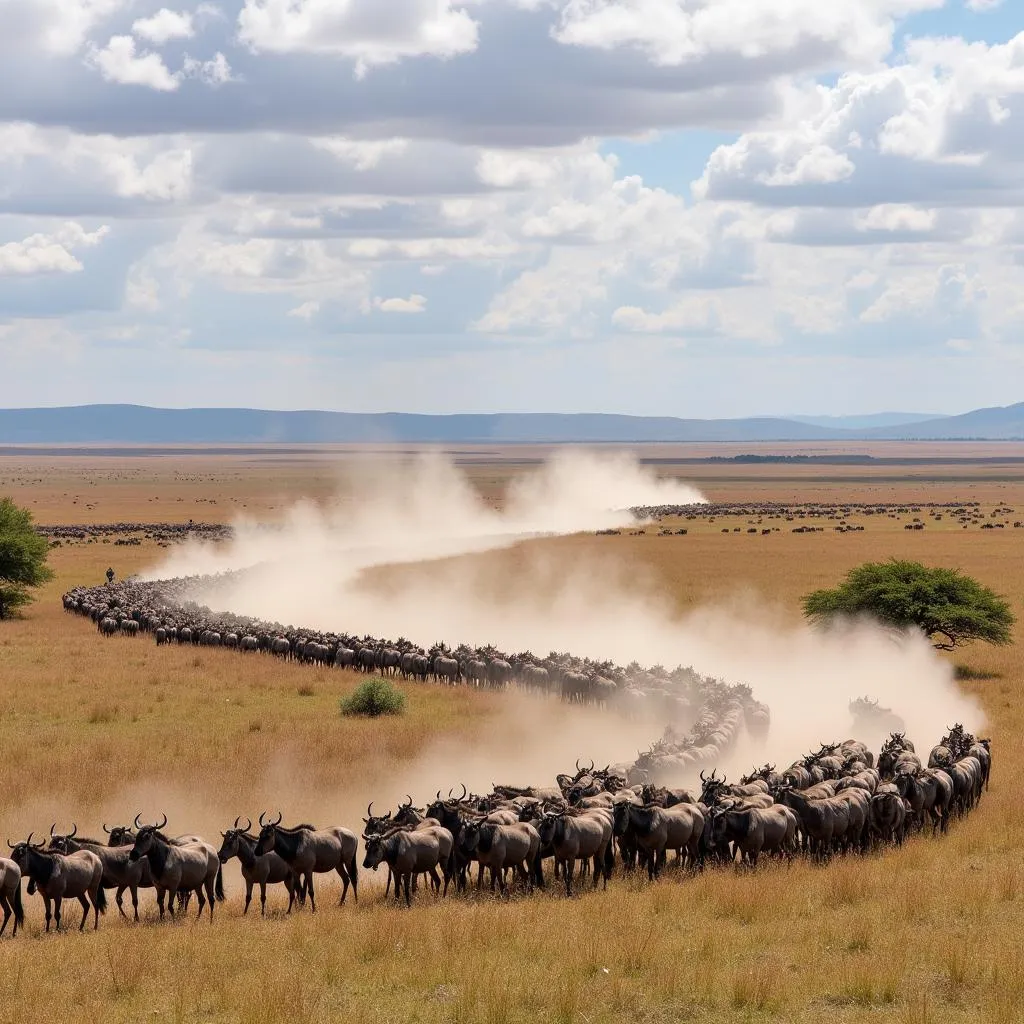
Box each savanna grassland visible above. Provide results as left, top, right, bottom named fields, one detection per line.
left=0, top=445, right=1022, bottom=1024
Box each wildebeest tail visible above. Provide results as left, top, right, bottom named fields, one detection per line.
left=94, top=884, right=108, bottom=914
left=13, top=881, right=24, bottom=927
left=604, top=840, right=615, bottom=878
left=216, top=863, right=226, bottom=901
left=349, top=851, right=358, bottom=894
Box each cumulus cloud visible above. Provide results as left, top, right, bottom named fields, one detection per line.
left=86, top=35, right=180, bottom=91
left=0, top=222, right=109, bottom=275
left=237, top=0, right=480, bottom=76
left=132, top=8, right=194, bottom=44
left=374, top=293, right=427, bottom=313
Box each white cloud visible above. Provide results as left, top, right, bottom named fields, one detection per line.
left=180, top=51, right=235, bottom=85
left=86, top=35, right=180, bottom=91
left=132, top=8, right=194, bottom=44
left=0, top=222, right=109, bottom=275
left=553, top=0, right=943, bottom=68
left=311, top=137, right=410, bottom=171
left=237, top=0, right=479, bottom=75
left=288, top=299, right=321, bottom=319
left=374, top=293, right=427, bottom=313
left=124, top=267, right=162, bottom=310
left=1, top=0, right=127, bottom=56
left=965, top=0, right=1002, bottom=10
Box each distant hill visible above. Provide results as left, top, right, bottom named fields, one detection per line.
left=0, top=403, right=1020, bottom=443
left=865, top=403, right=1024, bottom=441
left=790, top=412, right=940, bottom=430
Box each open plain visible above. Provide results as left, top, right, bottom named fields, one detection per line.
left=0, top=444, right=1021, bottom=1024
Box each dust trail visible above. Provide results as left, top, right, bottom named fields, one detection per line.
left=142, top=448, right=984, bottom=788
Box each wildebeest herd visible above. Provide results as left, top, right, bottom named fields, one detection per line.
left=61, top=576, right=772, bottom=781
left=2, top=724, right=990, bottom=935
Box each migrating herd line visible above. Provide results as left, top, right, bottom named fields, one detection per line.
left=2, top=726, right=991, bottom=936
left=62, top=577, right=770, bottom=783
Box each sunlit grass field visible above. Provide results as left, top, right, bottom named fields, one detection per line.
left=0, top=453, right=1021, bottom=1024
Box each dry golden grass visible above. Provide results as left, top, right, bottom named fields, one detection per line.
left=0, top=451, right=1021, bottom=1024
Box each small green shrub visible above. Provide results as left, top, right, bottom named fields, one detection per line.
left=340, top=679, right=406, bottom=718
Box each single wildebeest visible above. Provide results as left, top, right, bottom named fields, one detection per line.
left=617, top=802, right=704, bottom=878
left=48, top=822, right=153, bottom=922
left=870, top=790, right=907, bottom=846
left=9, top=833, right=106, bottom=932
left=710, top=804, right=797, bottom=867
left=254, top=813, right=358, bottom=911
left=536, top=810, right=612, bottom=896
left=458, top=820, right=541, bottom=894
left=218, top=818, right=298, bottom=916
left=0, top=856, right=25, bottom=936
left=362, top=826, right=455, bottom=906
left=128, top=815, right=223, bottom=921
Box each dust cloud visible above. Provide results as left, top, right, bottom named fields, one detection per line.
left=144, top=449, right=984, bottom=791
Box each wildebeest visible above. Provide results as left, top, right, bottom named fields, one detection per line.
left=0, top=856, right=24, bottom=936
left=128, top=815, right=222, bottom=921
left=458, top=820, right=541, bottom=894
left=709, top=804, right=797, bottom=866
left=362, top=826, right=455, bottom=906
left=9, top=833, right=106, bottom=931
left=48, top=823, right=152, bottom=922
left=218, top=818, right=298, bottom=915
left=536, top=810, right=612, bottom=895
left=254, top=813, right=358, bottom=910
left=616, top=802, right=704, bottom=878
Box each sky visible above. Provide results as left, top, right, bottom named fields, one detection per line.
left=1, top=0, right=1023, bottom=418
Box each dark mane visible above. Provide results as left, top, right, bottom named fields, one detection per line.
left=70, top=835, right=107, bottom=847
left=280, top=823, right=317, bottom=834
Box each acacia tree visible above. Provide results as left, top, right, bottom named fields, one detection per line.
left=803, top=559, right=1015, bottom=651
left=0, top=498, right=54, bottom=619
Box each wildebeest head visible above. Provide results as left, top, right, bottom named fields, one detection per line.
left=129, top=814, right=167, bottom=862
left=536, top=812, right=565, bottom=845
left=253, top=811, right=283, bottom=856
left=46, top=821, right=79, bottom=853
left=361, top=833, right=388, bottom=870
left=103, top=823, right=135, bottom=847
left=7, top=832, right=46, bottom=869
left=361, top=802, right=393, bottom=836
left=218, top=817, right=252, bottom=863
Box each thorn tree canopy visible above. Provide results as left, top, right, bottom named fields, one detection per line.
left=802, top=559, right=1015, bottom=652
left=0, top=497, right=54, bottom=620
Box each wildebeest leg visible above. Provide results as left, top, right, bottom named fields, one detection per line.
left=428, top=866, right=442, bottom=895
left=384, top=866, right=393, bottom=898
left=115, top=885, right=128, bottom=920
left=563, top=858, right=574, bottom=897
left=0, top=894, right=9, bottom=936
left=306, top=873, right=316, bottom=913
left=337, top=864, right=351, bottom=905
left=204, top=875, right=216, bottom=921
left=43, top=895, right=53, bottom=932
left=244, top=880, right=253, bottom=915
left=285, top=880, right=297, bottom=913
left=195, top=886, right=207, bottom=921
left=74, top=894, right=89, bottom=932
left=155, top=888, right=166, bottom=920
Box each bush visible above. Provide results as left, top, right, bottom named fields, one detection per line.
left=340, top=679, right=406, bottom=718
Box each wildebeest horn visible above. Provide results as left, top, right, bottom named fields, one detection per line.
left=50, top=823, right=57, bottom=838
left=575, top=758, right=581, bottom=771
left=157, top=813, right=168, bottom=829
left=700, top=770, right=706, bottom=782
left=458, top=784, right=467, bottom=800
left=69, top=823, right=77, bottom=839
left=234, top=816, right=241, bottom=829
left=273, top=811, right=282, bottom=826
left=259, top=811, right=267, bottom=827
left=134, top=813, right=143, bottom=829
left=367, top=802, right=374, bottom=818
left=436, top=790, right=442, bottom=800
left=6, top=839, right=15, bottom=849
left=241, top=817, right=251, bottom=832
left=404, top=794, right=413, bottom=808
left=102, top=823, right=111, bottom=834
left=587, top=759, right=594, bottom=772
